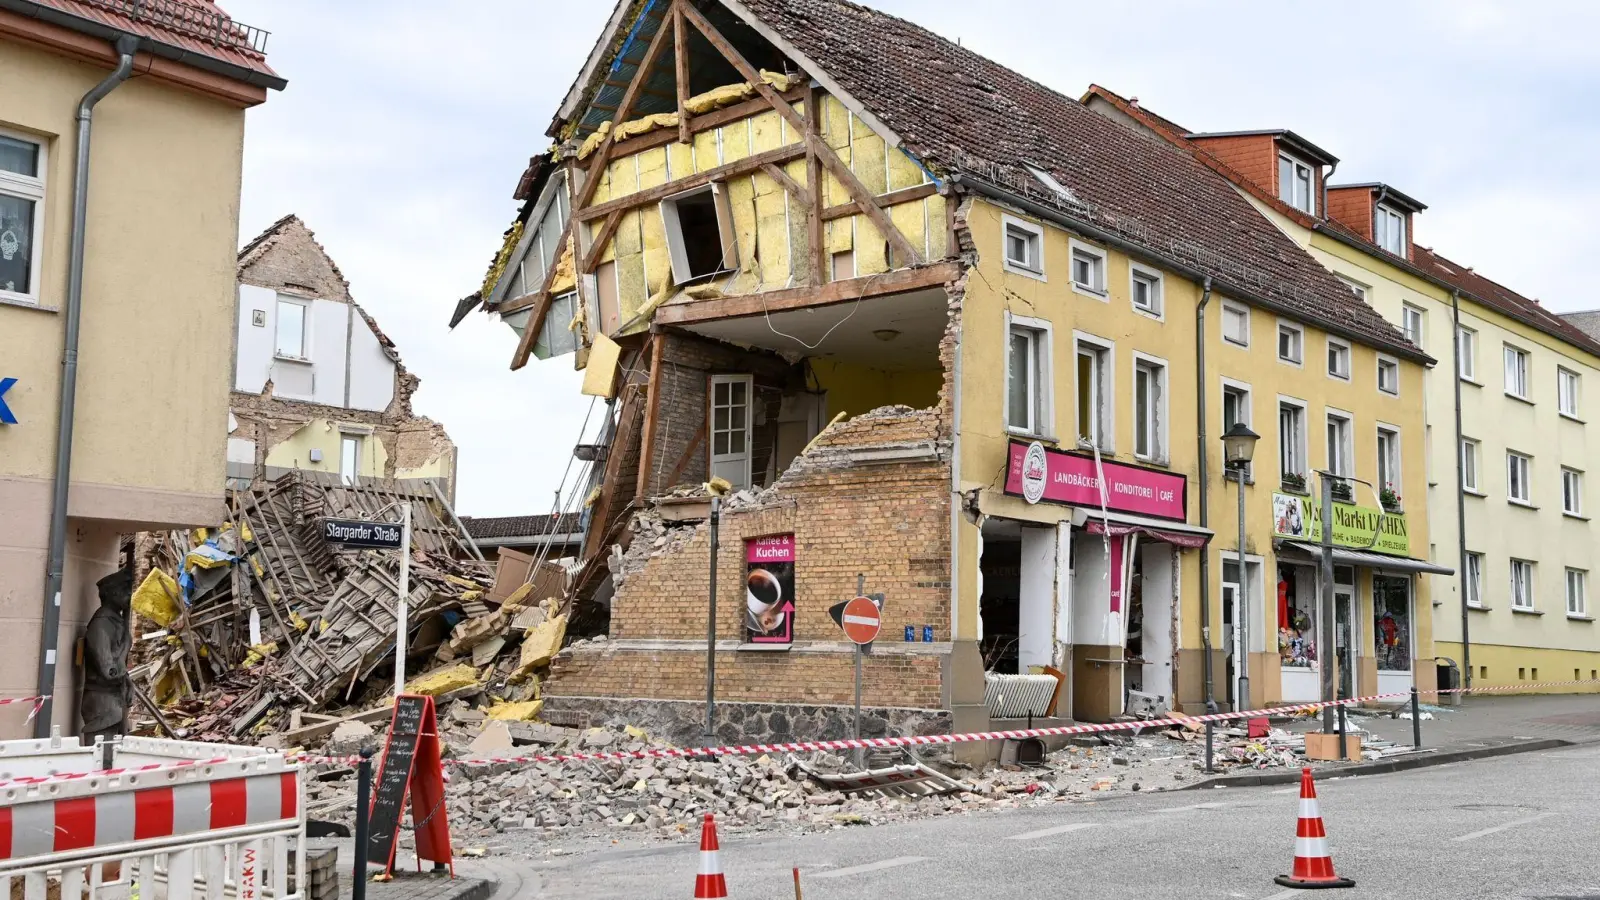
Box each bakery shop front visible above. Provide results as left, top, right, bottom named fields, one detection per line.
left=1270, top=492, right=1451, bottom=704
left=998, top=440, right=1212, bottom=721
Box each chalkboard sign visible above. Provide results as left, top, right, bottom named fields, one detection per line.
left=366, top=696, right=426, bottom=870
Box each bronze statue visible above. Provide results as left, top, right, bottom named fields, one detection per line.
left=82, top=567, right=133, bottom=744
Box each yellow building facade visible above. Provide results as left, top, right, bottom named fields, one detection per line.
left=953, top=196, right=1440, bottom=716
left=0, top=6, right=281, bottom=729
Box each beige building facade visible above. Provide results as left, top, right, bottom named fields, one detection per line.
left=0, top=1, right=282, bottom=731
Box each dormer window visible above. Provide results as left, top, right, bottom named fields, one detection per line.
left=1375, top=204, right=1407, bottom=255
left=1278, top=153, right=1315, bottom=214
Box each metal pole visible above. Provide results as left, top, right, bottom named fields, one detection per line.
left=704, top=497, right=721, bottom=743
left=1235, top=467, right=1250, bottom=711
left=1337, top=701, right=1349, bottom=761
left=394, top=504, right=412, bottom=696
left=854, top=573, right=865, bottom=769
left=353, top=748, right=372, bottom=900
left=1319, top=474, right=1337, bottom=734
left=1451, top=289, right=1472, bottom=692
left=1194, top=278, right=1218, bottom=718
left=1411, top=686, right=1422, bottom=749
left=1204, top=721, right=1215, bottom=773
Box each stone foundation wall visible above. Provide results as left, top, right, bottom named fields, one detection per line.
left=542, top=693, right=952, bottom=748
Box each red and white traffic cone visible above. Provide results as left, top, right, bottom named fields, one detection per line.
left=694, top=813, right=729, bottom=898
left=1274, top=767, right=1355, bottom=889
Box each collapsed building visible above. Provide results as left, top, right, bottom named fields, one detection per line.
left=232, top=214, right=458, bottom=495
left=461, top=0, right=1439, bottom=752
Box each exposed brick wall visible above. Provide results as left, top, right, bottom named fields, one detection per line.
left=554, top=406, right=953, bottom=707
left=547, top=645, right=946, bottom=709
left=1189, top=134, right=1276, bottom=198
left=1327, top=187, right=1374, bottom=242
left=644, top=332, right=796, bottom=496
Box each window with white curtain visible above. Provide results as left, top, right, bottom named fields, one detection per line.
left=1504, top=345, right=1530, bottom=399
left=0, top=130, right=45, bottom=302
left=1507, top=451, right=1532, bottom=505
left=1376, top=205, right=1407, bottom=255
left=1510, top=559, right=1535, bottom=610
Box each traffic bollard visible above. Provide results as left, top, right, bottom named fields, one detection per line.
left=353, top=747, right=373, bottom=900
left=1204, top=721, right=1215, bottom=773
left=1410, top=686, right=1422, bottom=749
left=1337, top=703, right=1349, bottom=761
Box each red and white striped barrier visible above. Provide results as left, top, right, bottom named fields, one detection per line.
left=0, top=771, right=297, bottom=860
left=0, top=736, right=306, bottom=900
left=0, top=697, right=48, bottom=726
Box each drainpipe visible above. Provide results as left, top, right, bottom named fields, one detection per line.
left=1451, top=289, right=1471, bottom=691
left=1320, top=161, right=1338, bottom=220
left=1194, top=277, right=1216, bottom=714
left=34, top=35, right=140, bottom=737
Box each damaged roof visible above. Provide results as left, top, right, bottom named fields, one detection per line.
left=238, top=214, right=403, bottom=365
left=729, top=0, right=1425, bottom=360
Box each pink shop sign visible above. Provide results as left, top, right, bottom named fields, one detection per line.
left=1003, top=440, right=1188, bottom=522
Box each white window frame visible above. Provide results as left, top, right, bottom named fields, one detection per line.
left=1375, top=204, right=1407, bottom=256
left=1401, top=304, right=1425, bottom=348
left=1221, top=377, right=1253, bottom=479
left=1558, top=367, right=1581, bottom=420
left=1068, top=238, right=1108, bottom=299
left=1325, top=409, right=1354, bottom=479
left=339, top=434, right=363, bottom=482
left=1074, top=332, right=1114, bottom=451
left=1510, top=558, right=1535, bottom=611
left=1326, top=337, right=1351, bottom=381
left=1129, top=263, right=1163, bottom=319
left=0, top=127, right=47, bottom=307
left=1024, top=162, right=1076, bottom=202
left=1277, top=152, right=1315, bottom=215
left=1221, top=301, right=1251, bottom=348
left=1457, top=325, right=1478, bottom=382
left=1337, top=275, right=1368, bottom=300
left=1507, top=450, right=1533, bottom=506
left=1503, top=343, right=1531, bottom=401
left=1132, top=352, right=1169, bottom=463
left=1465, top=552, right=1485, bottom=609
left=1001, top=214, right=1046, bottom=279
left=1568, top=568, right=1588, bottom=617
left=709, top=373, right=754, bottom=490
left=1561, top=466, right=1584, bottom=518
left=1376, top=423, right=1402, bottom=496
left=1278, top=395, right=1309, bottom=482
left=660, top=182, right=738, bottom=285
left=1277, top=320, right=1304, bottom=366
left=1376, top=354, right=1400, bottom=397
left=1005, top=313, right=1053, bottom=438
left=274, top=297, right=311, bottom=361
left=1461, top=437, right=1481, bottom=494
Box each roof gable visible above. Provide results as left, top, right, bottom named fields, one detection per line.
left=736, top=0, right=1421, bottom=360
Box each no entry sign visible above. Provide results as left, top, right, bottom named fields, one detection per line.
left=840, top=595, right=881, bottom=645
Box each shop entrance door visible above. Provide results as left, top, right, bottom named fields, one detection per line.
left=1221, top=582, right=1239, bottom=709
left=1334, top=585, right=1357, bottom=699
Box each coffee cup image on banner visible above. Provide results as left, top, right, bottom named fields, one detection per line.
left=744, top=535, right=795, bottom=644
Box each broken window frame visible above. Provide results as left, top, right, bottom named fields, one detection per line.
left=661, top=182, right=738, bottom=286
left=1074, top=333, right=1113, bottom=451
left=339, top=434, right=362, bottom=482
left=1133, top=352, right=1167, bottom=463
left=532, top=290, right=581, bottom=360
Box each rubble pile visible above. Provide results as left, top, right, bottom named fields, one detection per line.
left=128, top=471, right=526, bottom=738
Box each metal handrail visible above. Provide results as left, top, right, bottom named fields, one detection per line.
left=78, top=0, right=271, bottom=54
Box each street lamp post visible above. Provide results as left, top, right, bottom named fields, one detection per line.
left=1222, top=422, right=1260, bottom=712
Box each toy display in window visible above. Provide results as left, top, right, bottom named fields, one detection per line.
left=1278, top=611, right=1317, bottom=668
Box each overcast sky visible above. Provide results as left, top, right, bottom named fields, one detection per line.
left=224, top=0, right=1600, bottom=518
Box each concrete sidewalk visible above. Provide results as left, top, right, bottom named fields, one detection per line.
left=1190, top=692, right=1600, bottom=789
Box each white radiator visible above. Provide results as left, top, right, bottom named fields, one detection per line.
left=983, top=672, right=1059, bottom=718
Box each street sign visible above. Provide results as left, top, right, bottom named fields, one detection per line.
left=321, top=516, right=404, bottom=549
left=841, top=595, right=881, bottom=645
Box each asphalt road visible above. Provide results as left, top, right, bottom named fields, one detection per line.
left=525, top=743, right=1600, bottom=899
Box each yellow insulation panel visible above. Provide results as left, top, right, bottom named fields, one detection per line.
left=825, top=216, right=853, bottom=255
left=888, top=148, right=927, bottom=193
left=666, top=141, right=695, bottom=181
left=855, top=213, right=889, bottom=276
left=824, top=94, right=851, bottom=151
left=851, top=115, right=888, bottom=195
left=721, top=119, right=751, bottom=165
left=728, top=174, right=760, bottom=274
left=693, top=127, right=721, bottom=170
left=754, top=187, right=791, bottom=288
left=636, top=146, right=669, bottom=192
left=925, top=193, right=950, bottom=259
left=749, top=109, right=784, bottom=155
left=889, top=198, right=928, bottom=264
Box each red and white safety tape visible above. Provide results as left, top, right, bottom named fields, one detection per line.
left=0, top=695, right=48, bottom=724
left=1437, top=678, right=1599, bottom=694
left=0, top=755, right=237, bottom=789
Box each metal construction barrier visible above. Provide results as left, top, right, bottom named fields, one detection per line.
left=0, top=732, right=305, bottom=900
